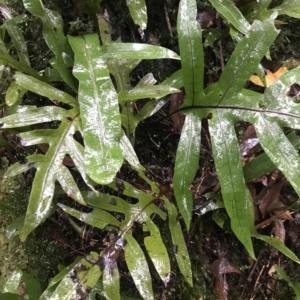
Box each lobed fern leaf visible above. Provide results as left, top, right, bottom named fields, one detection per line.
left=174, top=0, right=300, bottom=262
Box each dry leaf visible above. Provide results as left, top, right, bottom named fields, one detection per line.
left=208, top=257, right=242, bottom=300
left=258, top=180, right=286, bottom=217
left=214, top=274, right=228, bottom=300
left=272, top=219, right=285, bottom=242
left=250, top=66, right=288, bottom=87
left=169, top=92, right=185, bottom=132
left=239, top=125, right=262, bottom=157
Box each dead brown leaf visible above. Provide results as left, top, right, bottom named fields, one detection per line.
left=208, top=257, right=242, bottom=300
left=258, top=179, right=286, bottom=217
left=169, top=92, right=185, bottom=132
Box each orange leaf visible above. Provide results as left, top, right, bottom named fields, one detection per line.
left=250, top=66, right=288, bottom=87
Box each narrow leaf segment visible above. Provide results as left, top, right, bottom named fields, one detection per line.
left=69, top=34, right=123, bottom=185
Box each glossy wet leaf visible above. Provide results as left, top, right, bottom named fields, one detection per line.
left=132, top=97, right=169, bottom=127
left=174, top=112, right=202, bottom=229
left=14, top=72, right=78, bottom=107
left=2, top=268, right=22, bottom=293
left=103, top=43, right=180, bottom=60
left=105, top=36, right=180, bottom=144
left=103, top=265, right=120, bottom=300
left=243, top=131, right=300, bottom=182
left=1, top=108, right=98, bottom=240
left=23, top=0, right=77, bottom=91
left=0, top=50, right=40, bottom=79
left=174, top=5, right=300, bottom=261
left=143, top=220, right=170, bottom=284
left=118, top=85, right=179, bottom=101
left=200, top=19, right=276, bottom=257
left=124, top=233, right=154, bottom=300
left=107, top=58, right=140, bottom=142
left=48, top=254, right=102, bottom=300
left=276, top=0, right=300, bottom=19
left=0, top=106, right=75, bottom=128
left=209, top=0, right=250, bottom=35
left=213, top=19, right=278, bottom=104
left=5, top=15, right=30, bottom=66
left=5, top=82, right=22, bottom=106
left=164, top=199, right=193, bottom=287
left=118, top=126, right=193, bottom=287
left=177, top=0, right=204, bottom=106
left=44, top=258, right=81, bottom=289
left=69, top=34, right=123, bottom=185
left=120, top=131, right=143, bottom=171
left=209, top=110, right=255, bottom=258
left=58, top=203, right=121, bottom=229
left=174, top=0, right=205, bottom=230
left=126, top=0, right=147, bottom=30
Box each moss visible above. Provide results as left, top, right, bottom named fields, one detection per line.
left=0, top=158, right=73, bottom=291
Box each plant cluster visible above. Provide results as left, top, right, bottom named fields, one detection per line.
left=1, top=0, right=300, bottom=299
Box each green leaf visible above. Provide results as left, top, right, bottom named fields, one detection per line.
left=162, top=69, right=184, bottom=90
left=164, top=199, right=193, bottom=287
left=69, top=34, right=123, bottom=185
left=209, top=0, right=250, bottom=35
left=124, top=233, right=154, bottom=300
left=143, top=220, right=170, bottom=284
left=0, top=106, right=76, bottom=128
left=255, top=120, right=300, bottom=195
left=126, top=0, right=147, bottom=30
left=102, top=265, right=120, bottom=300
left=0, top=50, right=40, bottom=79
left=1, top=113, right=95, bottom=240
left=252, top=232, right=300, bottom=263
left=45, top=258, right=81, bottom=289
left=275, top=265, right=300, bottom=297
left=48, top=255, right=102, bottom=300
left=120, top=130, right=144, bottom=172
left=5, top=15, right=30, bottom=66
left=23, top=0, right=77, bottom=91
left=5, top=82, right=22, bottom=106
left=177, top=0, right=204, bottom=106
left=0, top=294, right=24, bottom=300
left=244, top=0, right=273, bottom=21
left=103, top=43, right=180, bottom=60
left=131, top=97, right=169, bottom=134
left=107, top=58, right=139, bottom=142
left=174, top=0, right=205, bottom=230
left=14, top=72, right=78, bottom=107
left=173, top=111, right=202, bottom=229
left=118, top=85, right=180, bottom=101
left=47, top=277, right=77, bottom=300
left=98, top=16, right=112, bottom=45
left=276, top=0, right=300, bottom=19
left=209, top=110, right=255, bottom=258
left=2, top=268, right=22, bottom=293
left=243, top=131, right=300, bottom=182
left=58, top=203, right=121, bottom=229
left=215, top=19, right=278, bottom=104
left=22, top=271, right=42, bottom=300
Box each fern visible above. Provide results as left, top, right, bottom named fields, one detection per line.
left=174, top=0, right=300, bottom=261
left=1, top=0, right=300, bottom=298
left=0, top=0, right=189, bottom=298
